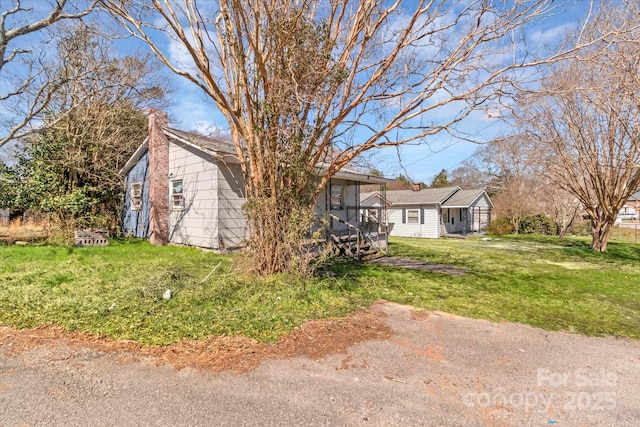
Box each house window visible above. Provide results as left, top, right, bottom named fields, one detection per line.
left=407, top=209, right=419, bottom=224
left=130, top=182, right=142, bottom=211
left=330, top=185, right=344, bottom=210
left=442, top=209, right=449, bottom=223
left=171, top=179, right=184, bottom=209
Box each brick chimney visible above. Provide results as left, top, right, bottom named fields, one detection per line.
left=412, top=183, right=421, bottom=192
left=148, top=109, right=169, bottom=246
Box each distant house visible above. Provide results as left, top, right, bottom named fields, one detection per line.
left=620, top=190, right=640, bottom=216
left=120, top=110, right=391, bottom=255
left=361, top=186, right=492, bottom=238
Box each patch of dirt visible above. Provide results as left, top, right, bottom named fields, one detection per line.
left=369, top=256, right=469, bottom=276
left=0, top=307, right=391, bottom=373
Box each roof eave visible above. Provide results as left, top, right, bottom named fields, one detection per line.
left=164, top=128, right=240, bottom=163
left=389, top=201, right=440, bottom=206
left=332, top=170, right=394, bottom=184
left=119, top=137, right=149, bottom=177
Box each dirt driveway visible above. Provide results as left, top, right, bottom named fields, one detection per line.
left=1, top=301, right=639, bottom=426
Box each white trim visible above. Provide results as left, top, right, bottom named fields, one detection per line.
left=406, top=208, right=419, bottom=224
left=130, top=182, right=143, bottom=211
left=119, top=137, right=149, bottom=176
left=171, top=179, right=184, bottom=210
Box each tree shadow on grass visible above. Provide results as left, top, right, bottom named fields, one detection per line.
left=560, top=239, right=640, bottom=263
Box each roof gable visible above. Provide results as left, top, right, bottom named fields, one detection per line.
left=119, top=137, right=149, bottom=176
left=361, top=191, right=390, bottom=206
left=442, top=188, right=492, bottom=208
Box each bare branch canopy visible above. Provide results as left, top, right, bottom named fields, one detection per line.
left=0, top=0, right=97, bottom=147
left=512, top=1, right=640, bottom=251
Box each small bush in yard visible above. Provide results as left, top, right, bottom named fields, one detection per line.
left=519, top=214, right=558, bottom=235
left=488, top=217, right=514, bottom=235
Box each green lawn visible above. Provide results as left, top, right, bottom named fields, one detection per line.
left=1, top=235, right=638, bottom=345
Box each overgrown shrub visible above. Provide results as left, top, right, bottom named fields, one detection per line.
left=488, top=217, right=514, bottom=235
left=566, top=219, right=591, bottom=236
left=241, top=197, right=331, bottom=277
left=519, top=214, right=558, bottom=235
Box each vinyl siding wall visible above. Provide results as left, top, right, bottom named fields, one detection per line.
left=388, top=205, right=440, bottom=238
left=217, top=162, right=246, bottom=249
left=168, top=141, right=220, bottom=249
left=475, top=194, right=491, bottom=208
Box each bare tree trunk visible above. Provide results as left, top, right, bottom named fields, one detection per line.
left=591, top=219, right=613, bottom=252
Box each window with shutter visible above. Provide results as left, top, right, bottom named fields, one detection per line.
left=407, top=209, right=419, bottom=224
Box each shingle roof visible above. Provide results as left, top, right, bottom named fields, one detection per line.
left=441, top=188, right=487, bottom=208
left=383, top=187, right=461, bottom=205
left=165, top=127, right=236, bottom=155
left=362, top=187, right=494, bottom=208
left=361, top=191, right=378, bottom=202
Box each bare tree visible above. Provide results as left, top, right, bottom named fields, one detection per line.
left=101, top=0, right=600, bottom=274
left=456, top=134, right=581, bottom=236
left=450, top=160, right=492, bottom=189
left=0, top=0, right=98, bottom=147
left=456, top=135, right=537, bottom=228
left=2, top=24, right=168, bottom=232
left=537, top=181, right=581, bottom=238
left=514, top=2, right=640, bottom=251
left=491, top=175, right=541, bottom=233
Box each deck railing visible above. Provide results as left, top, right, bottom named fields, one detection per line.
left=327, top=213, right=388, bottom=260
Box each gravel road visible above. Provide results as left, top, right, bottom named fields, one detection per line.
left=1, top=301, right=639, bottom=426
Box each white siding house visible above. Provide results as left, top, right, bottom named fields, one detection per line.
left=362, top=187, right=493, bottom=239
left=441, top=188, right=493, bottom=235
left=120, top=119, right=247, bottom=250
left=121, top=110, right=392, bottom=253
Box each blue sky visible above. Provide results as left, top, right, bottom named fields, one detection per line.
left=147, top=1, right=595, bottom=185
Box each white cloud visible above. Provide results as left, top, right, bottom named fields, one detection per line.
left=193, top=120, right=227, bottom=136
left=528, top=22, right=576, bottom=46
left=167, top=89, right=228, bottom=135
